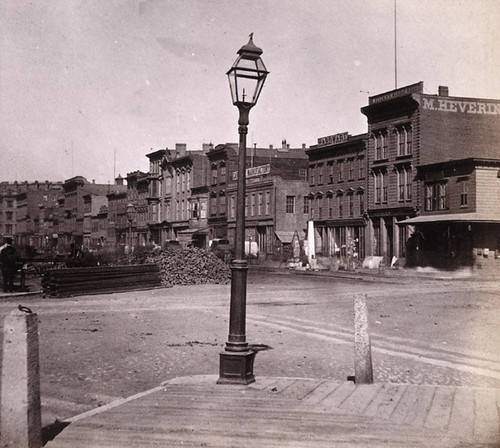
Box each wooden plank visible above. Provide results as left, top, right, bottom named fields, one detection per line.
left=389, top=384, right=420, bottom=423
left=318, top=381, right=356, bottom=409
left=474, top=387, right=500, bottom=444
left=423, top=386, right=454, bottom=431
left=302, top=380, right=343, bottom=404
left=446, top=387, right=474, bottom=442
left=338, top=383, right=384, bottom=415
left=403, top=385, right=436, bottom=427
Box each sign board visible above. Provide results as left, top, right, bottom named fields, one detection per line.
left=232, top=164, right=271, bottom=181
left=369, top=82, right=423, bottom=105
left=317, top=132, right=349, bottom=147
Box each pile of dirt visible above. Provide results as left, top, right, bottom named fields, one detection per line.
left=146, top=247, right=231, bottom=287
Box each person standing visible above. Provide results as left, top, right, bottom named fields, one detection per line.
left=0, top=237, right=18, bottom=292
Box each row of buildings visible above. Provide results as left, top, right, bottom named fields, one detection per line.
left=1, top=82, right=499, bottom=272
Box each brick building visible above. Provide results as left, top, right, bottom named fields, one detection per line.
left=211, top=141, right=309, bottom=260
left=361, top=82, right=500, bottom=270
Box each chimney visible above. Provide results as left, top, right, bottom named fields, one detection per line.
left=302, top=143, right=306, bottom=149
left=269, top=144, right=273, bottom=150
left=202, top=143, right=214, bottom=152
left=175, top=143, right=187, bottom=158
left=438, top=86, right=449, bottom=97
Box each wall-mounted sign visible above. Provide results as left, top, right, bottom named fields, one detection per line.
left=422, top=98, right=500, bottom=116
left=317, top=132, right=349, bottom=147
left=232, top=164, right=271, bottom=180
left=369, top=82, right=423, bottom=105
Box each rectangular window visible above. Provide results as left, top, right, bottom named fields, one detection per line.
left=303, top=196, right=310, bottom=214
left=211, top=166, right=217, bottom=185
left=338, top=195, right=343, bottom=218
left=230, top=195, right=236, bottom=218
left=439, top=184, right=447, bottom=209
left=220, top=165, right=226, bottom=183
left=348, top=194, right=353, bottom=217
left=397, top=125, right=413, bottom=156
left=348, top=159, right=354, bottom=181
left=359, top=193, right=364, bottom=215
left=328, top=196, right=333, bottom=218
left=358, top=158, right=365, bottom=179
left=383, top=174, right=388, bottom=203
left=309, top=167, right=315, bottom=185
left=258, top=193, right=263, bottom=215
left=250, top=194, right=255, bottom=216
left=219, top=195, right=226, bottom=215
left=460, top=180, right=469, bottom=207
left=286, top=196, right=296, bottom=214
left=299, top=168, right=307, bottom=181
left=398, top=170, right=405, bottom=202
left=338, top=161, right=344, bottom=182
left=318, top=165, right=323, bottom=185
left=329, top=163, right=334, bottom=183
left=375, top=131, right=387, bottom=160
left=425, top=183, right=447, bottom=211
left=192, top=202, right=199, bottom=219
left=265, top=191, right=271, bottom=215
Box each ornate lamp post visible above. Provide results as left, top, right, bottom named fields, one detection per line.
left=218, top=35, right=269, bottom=385
left=126, top=203, right=136, bottom=263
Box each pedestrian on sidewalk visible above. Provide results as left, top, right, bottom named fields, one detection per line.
left=0, top=237, right=18, bottom=292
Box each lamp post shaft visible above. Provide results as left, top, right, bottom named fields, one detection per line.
left=218, top=105, right=255, bottom=384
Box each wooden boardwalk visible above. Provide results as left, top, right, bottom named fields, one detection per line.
left=45, top=375, right=500, bottom=448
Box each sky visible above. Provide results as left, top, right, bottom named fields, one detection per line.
left=1, top=0, right=499, bottom=184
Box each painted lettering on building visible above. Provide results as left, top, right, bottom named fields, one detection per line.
left=369, top=82, right=423, bottom=105
left=232, top=164, right=271, bottom=180
left=422, top=98, right=500, bottom=115
left=317, top=132, right=349, bottom=147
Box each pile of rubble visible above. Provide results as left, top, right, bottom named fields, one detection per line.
left=146, top=247, right=231, bottom=287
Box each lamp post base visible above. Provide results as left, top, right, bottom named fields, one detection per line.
left=217, top=350, right=256, bottom=385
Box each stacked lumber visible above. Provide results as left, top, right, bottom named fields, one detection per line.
left=146, top=247, right=231, bottom=287
left=42, top=264, right=161, bottom=298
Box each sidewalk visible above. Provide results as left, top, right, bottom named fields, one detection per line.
left=44, top=375, right=500, bottom=448
left=250, top=261, right=494, bottom=282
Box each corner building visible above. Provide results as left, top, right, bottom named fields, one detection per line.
left=361, top=82, right=500, bottom=268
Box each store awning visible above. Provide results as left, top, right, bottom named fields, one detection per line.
left=397, top=212, right=500, bottom=225
left=177, top=226, right=211, bottom=235
left=275, top=231, right=305, bottom=243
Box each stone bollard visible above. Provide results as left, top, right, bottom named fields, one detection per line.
left=1, top=307, right=42, bottom=448
left=354, top=293, right=373, bottom=384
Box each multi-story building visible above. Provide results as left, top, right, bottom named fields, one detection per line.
left=106, top=176, right=128, bottom=248
left=126, top=171, right=149, bottom=247
left=210, top=140, right=310, bottom=260
left=145, top=149, right=167, bottom=245
left=306, top=132, right=369, bottom=260
left=0, top=181, right=63, bottom=253
left=62, top=176, right=115, bottom=249
left=361, top=82, right=500, bottom=270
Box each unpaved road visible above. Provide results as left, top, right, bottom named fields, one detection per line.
left=0, top=270, right=499, bottom=427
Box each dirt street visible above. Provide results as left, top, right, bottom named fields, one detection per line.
left=0, top=270, right=499, bottom=428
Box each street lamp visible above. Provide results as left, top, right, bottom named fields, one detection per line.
left=126, top=203, right=136, bottom=263
left=218, top=34, right=269, bottom=385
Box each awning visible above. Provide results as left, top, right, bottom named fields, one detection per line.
left=397, top=212, right=500, bottom=225
left=177, top=226, right=211, bottom=235
left=275, top=231, right=305, bottom=244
